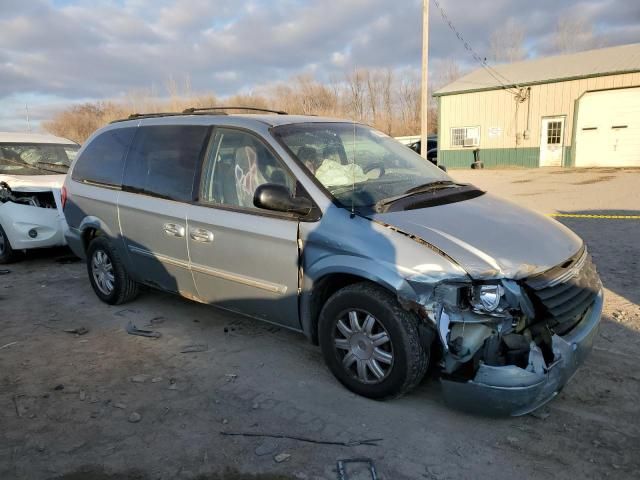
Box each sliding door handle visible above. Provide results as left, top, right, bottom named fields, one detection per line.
left=163, top=223, right=186, bottom=237
left=190, top=228, right=214, bottom=243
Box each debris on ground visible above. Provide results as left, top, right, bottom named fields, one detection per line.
left=63, top=327, right=89, bottom=336
left=113, top=403, right=127, bottom=410
left=254, top=439, right=280, bottom=456
left=0, top=341, right=18, bottom=350
left=128, top=412, right=142, bottom=423
left=220, top=431, right=382, bottom=447
left=180, top=344, right=208, bottom=353
left=273, top=453, right=291, bottom=463
left=53, top=384, right=64, bottom=391
left=0, top=269, right=11, bottom=275
left=12, top=394, right=23, bottom=417
left=224, top=373, right=238, bottom=382
left=130, top=374, right=150, bottom=383
left=151, top=377, right=163, bottom=383
left=125, top=320, right=161, bottom=338
left=148, top=316, right=165, bottom=325
left=337, top=458, right=379, bottom=480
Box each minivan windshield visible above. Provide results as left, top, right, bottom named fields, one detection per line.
left=0, top=143, right=79, bottom=175
left=273, top=123, right=451, bottom=209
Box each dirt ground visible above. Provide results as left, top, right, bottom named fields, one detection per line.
left=1, top=168, right=639, bottom=480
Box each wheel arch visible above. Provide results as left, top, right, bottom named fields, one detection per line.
left=78, top=216, right=118, bottom=252
left=300, top=255, right=415, bottom=345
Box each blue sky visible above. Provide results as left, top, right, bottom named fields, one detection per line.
left=1, top=0, right=638, bottom=130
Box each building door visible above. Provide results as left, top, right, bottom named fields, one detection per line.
left=539, top=116, right=565, bottom=167
left=575, top=87, right=640, bottom=167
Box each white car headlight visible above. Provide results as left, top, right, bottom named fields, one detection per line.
left=472, top=284, right=504, bottom=312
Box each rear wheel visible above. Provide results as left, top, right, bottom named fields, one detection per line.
left=86, top=236, right=138, bottom=305
left=318, top=282, right=429, bottom=399
left=0, top=224, right=17, bottom=264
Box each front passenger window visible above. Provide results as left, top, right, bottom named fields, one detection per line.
left=201, top=129, right=294, bottom=210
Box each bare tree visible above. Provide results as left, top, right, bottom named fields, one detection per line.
left=381, top=69, right=394, bottom=135
left=489, top=18, right=526, bottom=63
left=345, top=68, right=367, bottom=122
left=553, top=16, right=597, bottom=54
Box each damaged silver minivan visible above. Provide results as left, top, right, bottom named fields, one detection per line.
left=0, top=132, right=79, bottom=263
left=63, top=109, right=602, bottom=415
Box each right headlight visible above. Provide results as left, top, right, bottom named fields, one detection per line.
left=471, top=284, right=505, bottom=313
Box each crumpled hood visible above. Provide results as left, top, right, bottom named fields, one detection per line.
left=370, top=193, right=583, bottom=279
left=0, top=174, right=65, bottom=192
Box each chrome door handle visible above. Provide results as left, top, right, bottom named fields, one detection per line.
left=189, top=228, right=214, bottom=243
left=163, top=223, right=185, bottom=237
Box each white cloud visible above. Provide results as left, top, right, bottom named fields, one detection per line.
left=0, top=0, right=638, bottom=128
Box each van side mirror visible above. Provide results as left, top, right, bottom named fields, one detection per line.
left=438, top=164, right=448, bottom=172
left=254, top=183, right=313, bottom=216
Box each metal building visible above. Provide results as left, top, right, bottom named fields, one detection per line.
left=434, top=43, right=640, bottom=168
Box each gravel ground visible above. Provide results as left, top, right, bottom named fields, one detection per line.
left=1, top=168, right=639, bottom=480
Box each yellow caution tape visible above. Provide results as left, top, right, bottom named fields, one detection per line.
left=546, top=213, right=640, bottom=219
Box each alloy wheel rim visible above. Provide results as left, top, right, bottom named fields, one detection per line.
left=333, top=310, right=394, bottom=384
left=91, top=249, right=115, bottom=295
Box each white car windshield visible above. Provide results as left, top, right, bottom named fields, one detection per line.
left=0, top=143, right=79, bottom=175
left=273, top=123, right=450, bottom=208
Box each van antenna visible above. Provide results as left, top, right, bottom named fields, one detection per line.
left=350, top=120, right=356, bottom=218
left=25, top=104, right=32, bottom=132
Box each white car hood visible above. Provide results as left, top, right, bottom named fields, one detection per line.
left=0, top=174, right=66, bottom=192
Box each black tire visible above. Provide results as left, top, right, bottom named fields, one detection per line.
left=86, top=236, right=138, bottom=305
left=0, top=223, right=17, bottom=264
left=318, top=282, right=429, bottom=399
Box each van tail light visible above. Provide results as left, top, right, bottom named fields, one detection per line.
left=61, top=185, right=67, bottom=210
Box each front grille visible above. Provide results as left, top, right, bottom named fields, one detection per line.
left=525, top=248, right=601, bottom=335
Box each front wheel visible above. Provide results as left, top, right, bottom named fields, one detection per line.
left=318, top=282, right=429, bottom=399
left=86, top=236, right=138, bottom=305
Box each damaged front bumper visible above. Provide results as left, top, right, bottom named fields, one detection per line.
left=440, top=289, right=603, bottom=416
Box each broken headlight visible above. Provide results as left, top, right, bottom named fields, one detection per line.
left=470, top=284, right=505, bottom=313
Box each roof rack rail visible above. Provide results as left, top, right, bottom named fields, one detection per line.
left=110, top=106, right=287, bottom=124
left=182, top=106, right=288, bottom=115
left=110, top=111, right=228, bottom=123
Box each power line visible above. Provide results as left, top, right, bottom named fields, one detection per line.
left=431, top=0, right=521, bottom=95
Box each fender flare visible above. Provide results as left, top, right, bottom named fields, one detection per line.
left=300, top=254, right=417, bottom=342
left=78, top=216, right=118, bottom=246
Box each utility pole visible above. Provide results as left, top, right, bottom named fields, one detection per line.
left=25, top=104, right=32, bottom=132
left=420, top=0, right=429, bottom=158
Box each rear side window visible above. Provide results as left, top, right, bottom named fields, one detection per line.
left=71, top=128, right=135, bottom=186
left=123, top=125, right=210, bottom=202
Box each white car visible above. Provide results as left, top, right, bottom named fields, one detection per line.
left=0, top=132, right=79, bottom=263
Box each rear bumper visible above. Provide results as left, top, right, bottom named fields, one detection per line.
left=0, top=202, right=68, bottom=250
left=441, top=289, right=603, bottom=416
left=65, top=226, right=86, bottom=260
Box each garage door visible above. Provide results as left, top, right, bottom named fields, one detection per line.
left=575, top=87, right=640, bottom=167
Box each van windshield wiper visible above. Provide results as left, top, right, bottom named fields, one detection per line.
left=403, top=180, right=455, bottom=195
left=375, top=180, right=459, bottom=210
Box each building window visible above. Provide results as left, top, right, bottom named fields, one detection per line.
left=547, top=121, right=562, bottom=145
left=451, top=126, right=480, bottom=147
